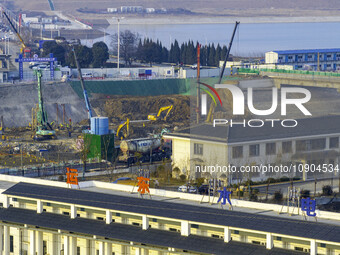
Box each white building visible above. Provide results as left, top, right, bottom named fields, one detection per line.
left=107, top=8, right=118, bottom=13
left=145, top=8, right=155, bottom=13
left=0, top=175, right=339, bottom=255
left=265, top=49, right=340, bottom=71
left=120, top=6, right=143, bottom=13
left=164, top=115, right=340, bottom=183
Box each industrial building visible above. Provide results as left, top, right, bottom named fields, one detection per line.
left=265, top=48, right=340, bottom=71
left=164, top=115, right=340, bottom=182
left=0, top=176, right=339, bottom=255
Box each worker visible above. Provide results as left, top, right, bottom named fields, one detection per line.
left=154, top=180, right=159, bottom=189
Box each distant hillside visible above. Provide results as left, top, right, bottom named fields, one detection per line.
left=4, top=0, right=340, bottom=14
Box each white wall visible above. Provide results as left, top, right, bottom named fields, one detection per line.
left=265, top=52, right=278, bottom=64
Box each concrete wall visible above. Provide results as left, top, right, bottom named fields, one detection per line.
left=238, top=78, right=274, bottom=89
left=72, top=66, right=175, bottom=79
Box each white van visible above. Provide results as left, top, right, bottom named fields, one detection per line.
left=82, top=73, right=93, bottom=78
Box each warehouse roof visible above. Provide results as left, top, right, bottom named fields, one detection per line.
left=165, top=115, right=340, bottom=144
left=0, top=207, right=301, bottom=255
left=4, top=182, right=340, bottom=243
left=166, top=124, right=229, bottom=143
left=270, top=48, right=340, bottom=55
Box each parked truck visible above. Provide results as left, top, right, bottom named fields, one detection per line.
left=118, top=137, right=171, bottom=165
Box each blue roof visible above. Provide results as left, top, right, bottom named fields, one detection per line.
left=272, top=48, right=340, bottom=55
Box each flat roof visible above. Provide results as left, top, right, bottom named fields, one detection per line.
left=165, top=115, right=340, bottom=144
left=271, top=49, right=340, bottom=55
left=0, top=207, right=302, bottom=255
left=4, top=182, right=340, bottom=243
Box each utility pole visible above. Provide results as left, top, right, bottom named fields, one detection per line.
left=113, top=17, right=124, bottom=72
left=20, top=144, right=23, bottom=174
left=196, top=43, right=201, bottom=124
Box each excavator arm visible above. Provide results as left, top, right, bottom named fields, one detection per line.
left=148, top=105, right=173, bottom=121
left=116, top=118, right=130, bottom=139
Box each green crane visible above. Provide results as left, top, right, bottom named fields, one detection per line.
left=34, top=70, right=56, bottom=140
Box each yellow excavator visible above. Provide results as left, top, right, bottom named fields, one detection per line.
left=116, top=118, right=130, bottom=139
left=148, top=105, right=173, bottom=121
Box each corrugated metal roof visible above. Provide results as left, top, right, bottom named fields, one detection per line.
left=0, top=207, right=302, bottom=255
left=4, top=182, right=340, bottom=243
left=271, top=49, right=340, bottom=55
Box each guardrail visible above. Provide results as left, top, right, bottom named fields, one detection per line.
left=238, top=68, right=340, bottom=77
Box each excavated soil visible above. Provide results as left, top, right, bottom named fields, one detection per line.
left=104, top=95, right=190, bottom=123
left=100, top=94, right=191, bottom=137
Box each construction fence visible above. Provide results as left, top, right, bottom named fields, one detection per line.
left=238, top=68, right=340, bottom=77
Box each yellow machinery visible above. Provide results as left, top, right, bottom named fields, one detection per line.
left=147, top=105, right=173, bottom=121
left=2, top=11, right=28, bottom=55
left=116, top=118, right=130, bottom=139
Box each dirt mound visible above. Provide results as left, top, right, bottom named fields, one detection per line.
left=104, top=95, right=190, bottom=124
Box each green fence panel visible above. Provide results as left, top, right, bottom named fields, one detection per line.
left=69, top=78, right=192, bottom=98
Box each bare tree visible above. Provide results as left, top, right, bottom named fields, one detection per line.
left=111, top=30, right=140, bottom=67
left=102, top=135, right=119, bottom=182
left=76, top=134, right=92, bottom=179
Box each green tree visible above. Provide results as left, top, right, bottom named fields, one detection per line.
left=66, top=45, right=93, bottom=68
left=161, top=46, right=169, bottom=63
left=215, top=44, right=222, bottom=66
left=180, top=42, right=186, bottom=64
left=42, top=41, right=66, bottom=65
left=185, top=40, right=196, bottom=65
left=169, top=40, right=180, bottom=64
left=200, top=45, right=207, bottom=66
left=91, top=41, right=109, bottom=68
left=221, top=45, right=227, bottom=62
left=208, top=43, right=216, bottom=66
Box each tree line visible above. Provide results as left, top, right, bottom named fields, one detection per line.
left=111, top=30, right=229, bottom=67
left=42, top=30, right=230, bottom=68
left=42, top=39, right=109, bottom=68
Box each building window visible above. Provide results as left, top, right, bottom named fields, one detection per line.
left=266, top=143, right=276, bottom=155
left=330, top=137, right=339, bottom=148
left=10, top=236, right=13, bottom=252
left=194, top=143, right=203, bottom=155
left=282, top=141, right=292, bottom=153
left=232, top=146, right=243, bottom=158
left=296, top=138, right=326, bottom=151
left=249, top=144, right=260, bottom=157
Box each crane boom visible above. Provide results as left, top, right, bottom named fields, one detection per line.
left=206, top=21, right=240, bottom=122
left=218, top=21, right=240, bottom=84
left=72, top=48, right=93, bottom=121
left=2, top=11, right=26, bottom=51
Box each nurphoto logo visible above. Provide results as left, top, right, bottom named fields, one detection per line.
left=200, top=84, right=312, bottom=128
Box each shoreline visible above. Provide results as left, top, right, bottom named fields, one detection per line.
left=105, top=15, right=340, bottom=26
